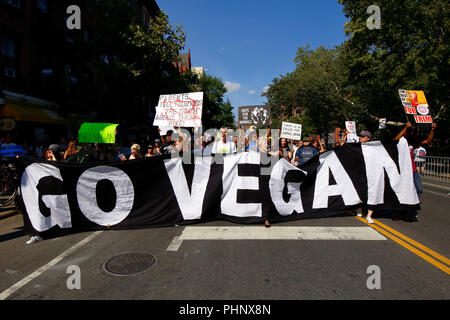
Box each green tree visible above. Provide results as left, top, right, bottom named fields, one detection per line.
left=180, top=72, right=235, bottom=129
left=263, top=45, right=357, bottom=142
left=339, top=0, right=449, bottom=129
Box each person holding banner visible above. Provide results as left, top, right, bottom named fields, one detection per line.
left=212, top=127, right=236, bottom=154
left=311, top=138, right=325, bottom=153
left=294, top=139, right=319, bottom=168
left=393, top=121, right=437, bottom=222
left=129, top=144, right=142, bottom=160
left=246, top=130, right=259, bottom=152
left=279, top=138, right=293, bottom=161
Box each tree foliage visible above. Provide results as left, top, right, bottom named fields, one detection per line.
left=180, top=71, right=235, bottom=129
left=264, top=0, right=449, bottom=151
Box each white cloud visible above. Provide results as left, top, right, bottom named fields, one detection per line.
left=224, top=81, right=242, bottom=93
left=262, top=85, right=270, bottom=93
left=247, top=90, right=256, bottom=95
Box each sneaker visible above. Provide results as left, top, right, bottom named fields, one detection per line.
left=264, top=220, right=271, bottom=228
left=26, top=236, right=43, bottom=244
left=366, top=217, right=374, bottom=224
left=406, top=215, right=419, bottom=222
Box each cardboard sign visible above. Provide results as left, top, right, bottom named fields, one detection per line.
left=238, top=105, right=270, bottom=126
left=78, top=123, right=118, bottom=144
left=345, top=121, right=359, bottom=143
left=281, top=122, right=302, bottom=140
left=398, top=89, right=433, bottom=124
left=153, top=92, right=203, bottom=128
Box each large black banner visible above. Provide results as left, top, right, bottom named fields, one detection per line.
left=16, top=138, right=419, bottom=237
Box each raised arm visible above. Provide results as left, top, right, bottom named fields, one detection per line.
left=420, top=122, right=437, bottom=145
left=394, top=122, right=412, bottom=141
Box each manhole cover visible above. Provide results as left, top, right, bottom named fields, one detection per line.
left=102, top=251, right=156, bottom=276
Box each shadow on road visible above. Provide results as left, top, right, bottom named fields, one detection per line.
left=0, top=227, right=25, bottom=243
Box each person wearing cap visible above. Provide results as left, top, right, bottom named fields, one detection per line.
left=359, top=130, right=372, bottom=142
left=44, top=144, right=61, bottom=161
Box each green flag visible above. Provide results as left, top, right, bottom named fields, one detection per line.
left=78, top=123, right=118, bottom=144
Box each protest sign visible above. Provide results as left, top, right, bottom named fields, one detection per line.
left=238, top=105, right=270, bottom=126
left=153, top=92, right=203, bottom=128
left=159, top=125, right=175, bottom=136
left=78, top=123, right=118, bottom=144
left=0, top=144, right=24, bottom=157
left=345, top=121, right=359, bottom=143
left=398, top=89, right=433, bottom=125
left=281, top=122, right=302, bottom=140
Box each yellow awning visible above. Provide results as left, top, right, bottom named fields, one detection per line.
left=0, top=102, right=68, bottom=125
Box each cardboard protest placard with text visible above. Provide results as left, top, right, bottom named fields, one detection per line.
left=281, top=122, right=302, bottom=140
left=345, top=121, right=359, bottom=143
left=238, top=105, right=271, bottom=126
left=153, top=92, right=203, bottom=128
left=398, top=89, right=433, bottom=125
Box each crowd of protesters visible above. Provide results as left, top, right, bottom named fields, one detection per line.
left=1, top=121, right=438, bottom=244
left=0, top=126, right=369, bottom=166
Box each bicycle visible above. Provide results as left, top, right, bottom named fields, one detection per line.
left=0, top=158, right=18, bottom=208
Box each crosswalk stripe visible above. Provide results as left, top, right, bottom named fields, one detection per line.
left=166, top=226, right=386, bottom=251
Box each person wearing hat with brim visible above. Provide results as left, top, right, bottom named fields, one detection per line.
left=359, top=130, right=372, bottom=143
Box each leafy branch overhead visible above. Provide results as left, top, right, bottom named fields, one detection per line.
left=121, top=11, right=186, bottom=76
left=264, top=0, right=449, bottom=144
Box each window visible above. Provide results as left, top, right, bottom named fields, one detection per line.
left=2, top=0, right=20, bottom=9
left=37, top=0, right=48, bottom=13
left=1, top=38, right=15, bottom=59
left=1, top=37, right=16, bottom=78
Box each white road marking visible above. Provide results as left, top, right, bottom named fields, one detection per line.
left=423, top=189, right=450, bottom=198
left=166, top=226, right=386, bottom=252
left=0, top=231, right=103, bottom=300
left=422, top=182, right=450, bottom=191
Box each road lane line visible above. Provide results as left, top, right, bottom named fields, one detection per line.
left=423, top=189, right=449, bottom=198
left=422, top=182, right=450, bottom=191
left=166, top=226, right=386, bottom=252
left=373, top=219, right=450, bottom=266
left=355, top=217, right=450, bottom=275
left=0, top=231, right=103, bottom=300
left=166, top=236, right=183, bottom=251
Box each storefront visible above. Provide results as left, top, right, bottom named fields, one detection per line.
left=0, top=91, right=68, bottom=146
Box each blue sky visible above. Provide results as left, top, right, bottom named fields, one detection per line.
left=157, top=0, right=349, bottom=121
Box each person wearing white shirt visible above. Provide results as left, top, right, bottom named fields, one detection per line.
left=212, top=127, right=236, bottom=154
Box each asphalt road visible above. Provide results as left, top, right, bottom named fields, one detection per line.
left=0, top=180, right=449, bottom=302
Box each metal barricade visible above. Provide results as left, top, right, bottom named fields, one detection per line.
left=415, top=156, right=450, bottom=183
